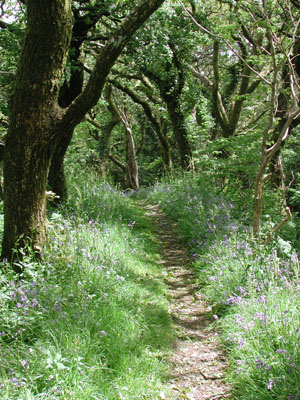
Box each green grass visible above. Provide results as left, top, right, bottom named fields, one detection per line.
left=0, top=174, right=174, bottom=399
left=223, top=285, right=300, bottom=399
left=3, top=169, right=299, bottom=399
left=146, top=174, right=300, bottom=400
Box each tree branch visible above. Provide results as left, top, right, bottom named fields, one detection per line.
left=190, top=66, right=213, bottom=88
left=108, top=153, right=126, bottom=171
left=61, top=0, right=165, bottom=131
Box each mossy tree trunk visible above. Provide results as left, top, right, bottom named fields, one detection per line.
left=2, top=0, right=73, bottom=266
left=47, top=129, right=73, bottom=203
left=164, top=96, right=193, bottom=171
left=2, top=0, right=165, bottom=263
left=145, top=43, right=194, bottom=171
left=48, top=4, right=107, bottom=202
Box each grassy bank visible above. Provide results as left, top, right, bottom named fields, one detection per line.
left=0, top=174, right=173, bottom=399
left=146, top=175, right=300, bottom=400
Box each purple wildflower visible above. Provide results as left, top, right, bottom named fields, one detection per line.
left=267, top=379, right=274, bottom=390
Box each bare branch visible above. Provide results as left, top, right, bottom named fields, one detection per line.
left=108, top=153, right=126, bottom=171
left=190, top=66, right=213, bottom=88
left=0, top=0, right=5, bottom=18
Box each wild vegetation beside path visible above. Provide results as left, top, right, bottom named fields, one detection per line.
left=147, top=175, right=300, bottom=400
left=0, top=172, right=300, bottom=399
left=0, top=176, right=173, bottom=399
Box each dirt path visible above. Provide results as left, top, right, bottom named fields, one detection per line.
left=143, top=203, right=231, bottom=400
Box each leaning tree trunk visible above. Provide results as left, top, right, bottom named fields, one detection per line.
left=48, top=0, right=165, bottom=201
left=253, top=108, right=300, bottom=237
left=109, top=79, right=173, bottom=173
left=2, top=0, right=73, bottom=265
left=118, top=107, right=139, bottom=190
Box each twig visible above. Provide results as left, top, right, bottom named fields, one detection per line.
left=209, top=394, right=231, bottom=400
left=199, top=369, right=225, bottom=380
left=264, top=207, right=292, bottom=245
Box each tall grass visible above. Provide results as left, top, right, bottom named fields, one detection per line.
left=147, top=174, right=300, bottom=399
left=0, top=172, right=173, bottom=399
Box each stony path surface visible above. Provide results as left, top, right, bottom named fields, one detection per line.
left=143, top=203, right=231, bottom=400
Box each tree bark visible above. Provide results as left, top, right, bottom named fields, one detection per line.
left=48, top=4, right=108, bottom=201
left=2, top=0, right=165, bottom=262
left=165, top=97, right=193, bottom=171
left=125, top=122, right=139, bottom=190
left=2, top=0, right=73, bottom=264
left=112, top=103, right=139, bottom=190
left=47, top=128, right=73, bottom=202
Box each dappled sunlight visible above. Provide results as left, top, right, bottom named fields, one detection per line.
left=0, top=183, right=173, bottom=399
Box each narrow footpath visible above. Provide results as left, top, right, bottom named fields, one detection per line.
left=143, top=203, right=231, bottom=400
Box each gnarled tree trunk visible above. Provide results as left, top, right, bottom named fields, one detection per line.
left=144, top=44, right=194, bottom=171
left=2, top=0, right=165, bottom=264
left=2, top=0, right=73, bottom=265
left=48, top=5, right=101, bottom=202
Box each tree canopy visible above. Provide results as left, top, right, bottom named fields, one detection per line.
left=1, top=0, right=300, bottom=260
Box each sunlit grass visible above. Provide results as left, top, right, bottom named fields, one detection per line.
left=0, top=175, right=173, bottom=399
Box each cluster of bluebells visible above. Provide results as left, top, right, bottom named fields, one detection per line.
left=223, top=288, right=300, bottom=398
left=0, top=275, right=49, bottom=343
left=150, top=178, right=234, bottom=250
left=0, top=176, right=172, bottom=398
left=0, top=345, right=31, bottom=392
left=150, top=177, right=300, bottom=399
left=0, top=220, right=134, bottom=394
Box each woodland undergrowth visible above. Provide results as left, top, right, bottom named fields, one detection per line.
left=0, top=172, right=173, bottom=400
left=1, top=168, right=300, bottom=399
left=146, top=175, right=300, bottom=400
